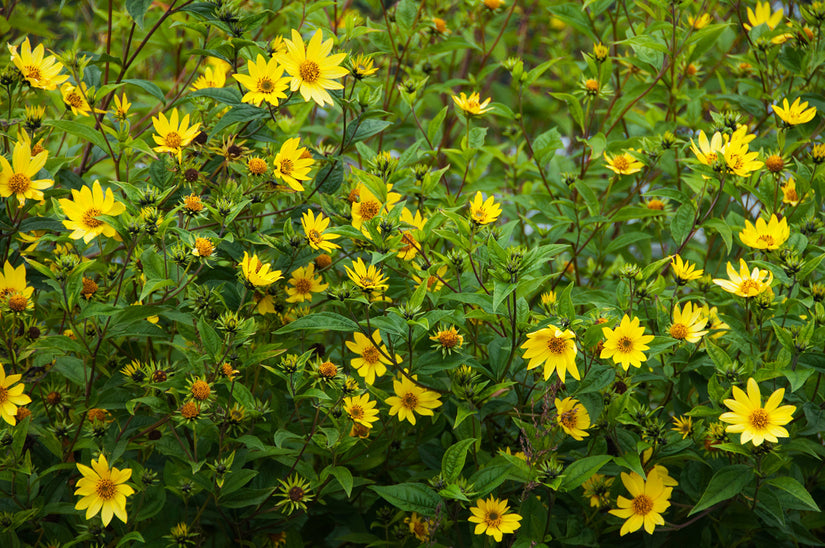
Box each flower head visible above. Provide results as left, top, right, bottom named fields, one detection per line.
left=739, top=214, right=789, bottom=250
left=690, top=130, right=725, bottom=167
left=671, top=255, right=703, bottom=284
left=724, top=127, right=763, bottom=177
left=430, top=325, right=464, bottom=355
left=9, top=37, right=69, bottom=90
left=719, top=377, right=796, bottom=446
left=604, top=151, right=643, bottom=175
left=285, top=263, right=328, bottom=303
left=555, top=397, right=590, bottom=440
left=713, top=258, right=773, bottom=298
left=468, top=496, right=522, bottom=542
left=609, top=469, right=673, bottom=535
left=600, top=315, right=655, bottom=370
left=59, top=180, right=126, bottom=243
left=240, top=252, right=282, bottom=287
left=274, top=474, right=313, bottom=515
left=232, top=54, right=290, bottom=106
left=672, top=415, right=694, bottom=439
left=343, top=393, right=379, bottom=427
left=0, top=139, right=53, bottom=207
left=520, top=326, right=578, bottom=382
left=74, top=455, right=134, bottom=526
left=398, top=207, right=426, bottom=260
left=192, top=65, right=227, bottom=91
left=781, top=177, right=802, bottom=206
left=0, top=367, right=32, bottom=426
left=350, top=54, right=378, bottom=79
left=152, top=109, right=201, bottom=162
left=279, top=29, right=348, bottom=107
left=112, top=93, right=131, bottom=120
left=582, top=474, right=614, bottom=508
left=350, top=183, right=401, bottom=231
left=405, top=513, right=432, bottom=542
left=272, top=137, right=314, bottom=191
left=469, top=191, right=502, bottom=225
left=344, top=258, right=389, bottom=294
left=302, top=209, right=340, bottom=252
left=61, top=82, right=94, bottom=117
left=745, top=1, right=783, bottom=30
left=452, top=91, right=492, bottom=116
left=669, top=302, right=708, bottom=343
left=773, top=97, right=817, bottom=126
left=386, top=373, right=442, bottom=425
left=346, top=330, right=393, bottom=385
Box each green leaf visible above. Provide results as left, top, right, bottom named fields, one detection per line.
left=533, top=127, right=562, bottom=165
left=453, top=405, right=477, bottom=429
left=396, top=0, right=418, bottom=31
left=428, top=106, right=448, bottom=146
left=329, top=466, right=354, bottom=498
left=549, top=92, right=584, bottom=132
left=370, top=483, right=441, bottom=516
left=468, top=126, right=487, bottom=149
left=123, top=78, right=165, bottom=101
left=468, top=462, right=512, bottom=497
left=45, top=120, right=115, bottom=155
left=275, top=312, right=358, bottom=334
left=346, top=119, right=392, bottom=146
left=704, top=339, right=732, bottom=369
left=442, top=438, right=477, bottom=482
left=560, top=455, right=612, bottom=491
left=211, top=104, right=267, bottom=136
left=125, top=0, right=152, bottom=29
left=766, top=477, right=821, bottom=512
left=689, top=465, right=754, bottom=516
left=671, top=202, right=696, bottom=246
left=315, top=160, right=344, bottom=194
left=197, top=317, right=222, bottom=359
left=116, top=532, right=145, bottom=547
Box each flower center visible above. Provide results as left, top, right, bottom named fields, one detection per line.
left=486, top=511, right=502, bottom=528
left=756, top=234, right=775, bottom=247
left=164, top=132, right=182, bottom=148
left=195, top=238, right=214, bottom=257
left=359, top=276, right=375, bottom=288
left=401, top=392, right=418, bottom=410
left=66, top=92, right=84, bottom=108
left=8, top=173, right=31, bottom=194
left=248, top=158, right=267, bottom=174
left=307, top=229, right=322, bottom=243
left=358, top=200, right=380, bottom=220
left=612, top=156, right=630, bottom=171
left=295, top=277, right=313, bottom=294
left=546, top=336, right=567, bottom=355
left=319, top=361, right=337, bottom=377
left=299, top=60, right=321, bottom=83
left=191, top=380, right=211, bottom=401
left=705, top=152, right=718, bottom=164
left=82, top=208, right=104, bottom=228
left=438, top=331, right=460, bottom=348
left=349, top=405, right=364, bottom=420
left=785, top=188, right=798, bottom=201
left=670, top=323, right=688, bottom=340
left=0, top=386, right=7, bottom=404
left=278, top=158, right=294, bottom=176
left=647, top=199, right=664, bottom=210
left=288, top=486, right=304, bottom=501
left=427, top=276, right=438, bottom=289
left=361, top=346, right=380, bottom=364
left=559, top=409, right=578, bottom=429
left=23, top=66, right=42, bottom=81
left=180, top=401, right=199, bottom=419
left=632, top=494, right=653, bottom=516
left=96, top=478, right=117, bottom=500
left=616, top=336, right=634, bottom=353
left=472, top=209, right=489, bottom=223
left=8, top=293, right=28, bottom=312
left=749, top=408, right=769, bottom=430
left=740, top=279, right=759, bottom=295
left=258, top=77, right=275, bottom=93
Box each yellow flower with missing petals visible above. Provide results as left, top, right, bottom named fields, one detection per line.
left=345, top=257, right=389, bottom=294
left=350, top=183, right=401, bottom=231
left=74, top=454, right=134, bottom=526
left=240, top=252, right=282, bottom=287
left=520, top=326, right=579, bottom=382
left=151, top=109, right=201, bottom=162
left=724, top=126, right=763, bottom=177
left=346, top=330, right=393, bottom=385
left=0, top=261, right=29, bottom=301
left=469, top=191, right=502, bottom=225
left=772, top=97, right=817, bottom=126
left=302, top=209, right=340, bottom=252
left=600, top=315, right=654, bottom=370
left=405, top=513, right=432, bottom=542
left=350, top=54, right=378, bottom=79
left=555, top=397, right=590, bottom=440
left=59, top=180, right=126, bottom=243
left=112, top=93, right=131, bottom=120
left=61, top=82, right=93, bottom=117
left=279, top=29, right=349, bottom=108
left=689, top=130, right=724, bottom=167
left=232, top=54, right=290, bottom=107
left=671, top=255, right=703, bottom=284
left=0, top=140, right=53, bottom=206
left=9, top=37, right=69, bottom=90
left=688, top=13, right=712, bottom=29
left=604, top=151, right=643, bottom=175
left=713, top=259, right=773, bottom=298
left=744, top=1, right=783, bottom=30
left=272, top=138, right=314, bottom=191
left=582, top=474, right=614, bottom=508
left=285, top=263, right=328, bottom=303
left=343, top=393, right=379, bottom=427
left=719, top=377, right=796, bottom=446
left=672, top=415, right=694, bottom=439
left=739, top=214, right=789, bottom=250
left=0, top=367, right=32, bottom=425
left=398, top=207, right=426, bottom=260
left=468, top=496, right=522, bottom=542
left=452, top=91, right=493, bottom=116
left=191, top=65, right=227, bottom=91
left=386, top=373, right=442, bottom=425
left=669, top=302, right=708, bottom=343
left=609, top=470, right=673, bottom=535
left=781, top=177, right=801, bottom=206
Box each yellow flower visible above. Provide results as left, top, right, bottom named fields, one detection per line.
left=555, top=397, right=590, bottom=440
left=781, top=177, right=802, bottom=206
left=0, top=367, right=32, bottom=426
left=61, top=82, right=93, bottom=117
left=192, top=237, right=215, bottom=258
left=240, top=252, right=282, bottom=287
left=112, top=93, right=131, bottom=120
left=483, top=0, right=505, bottom=10
left=719, top=377, right=796, bottom=446
left=285, top=263, right=328, bottom=303
left=429, top=325, right=464, bottom=355
left=0, top=260, right=31, bottom=299
left=152, top=108, right=201, bottom=161
left=9, top=36, right=69, bottom=90
left=582, top=474, right=614, bottom=508
left=405, top=513, right=432, bottom=542
left=520, top=326, right=578, bottom=382
left=345, top=330, right=393, bottom=385
left=688, top=13, right=712, bottom=29
left=343, top=393, right=379, bottom=427
left=452, top=91, right=493, bottom=116
left=604, top=151, right=643, bottom=175
left=279, top=29, right=349, bottom=108
left=350, top=183, right=401, bottom=231
left=191, top=65, right=227, bottom=91
left=0, top=139, right=53, bottom=206
left=724, top=127, right=763, bottom=177
left=713, top=258, right=773, bottom=298
left=302, top=209, right=340, bottom=252
left=739, top=214, right=789, bottom=250
left=74, top=454, right=135, bottom=526
left=273, top=137, right=314, bottom=191
left=386, top=373, right=442, bottom=425
left=600, top=315, right=655, bottom=370
left=744, top=1, right=783, bottom=30
left=609, top=469, right=673, bottom=535
left=398, top=207, right=426, bottom=260
left=669, top=302, right=708, bottom=343
left=411, top=265, right=449, bottom=292
left=672, top=415, right=694, bottom=439
left=671, top=255, right=703, bottom=284
left=689, top=130, right=724, bottom=166
left=468, top=496, right=522, bottom=542
left=592, top=42, right=609, bottom=62
left=59, top=180, right=126, bottom=243
left=469, top=191, right=502, bottom=225
left=772, top=97, right=817, bottom=126
left=700, top=304, right=729, bottom=340
left=247, top=157, right=268, bottom=176
left=344, top=257, right=389, bottom=294
left=350, top=54, right=378, bottom=79
left=231, top=54, right=290, bottom=107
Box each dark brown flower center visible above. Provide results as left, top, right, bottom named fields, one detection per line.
left=8, top=293, right=27, bottom=312
left=547, top=336, right=566, bottom=355
left=401, top=392, right=418, bottom=409
left=96, top=478, right=116, bottom=500
left=258, top=77, right=274, bottom=93
left=0, top=386, right=7, bottom=404
left=559, top=409, right=578, bottom=429
left=295, top=277, right=312, bottom=294
left=66, top=92, right=84, bottom=108
left=278, top=158, right=294, bottom=176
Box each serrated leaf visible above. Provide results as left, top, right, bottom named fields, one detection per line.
left=275, top=312, right=358, bottom=334
left=766, top=477, right=821, bottom=512
left=370, top=483, right=440, bottom=516
left=689, top=465, right=753, bottom=516
left=560, top=455, right=612, bottom=491
left=442, top=438, right=476, bottom=482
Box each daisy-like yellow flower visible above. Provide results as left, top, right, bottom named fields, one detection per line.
left=604, top=151, right=643, bottom=175
left=688, top=13, right=712, bottom=29
left=344, top=257, right=389, bottom=294
left=0, top=261, right=29, bottom=300
left=773, top=97, right=817, bottom=126
left=61, top=82, right=94, bottom=117
left=689, top=130, right=724, bottom=167
left=232, top=54, right=290, bottom=107
left=744, top=1, right=783, bottom=30
left=582, top=474, right=614, bottom=508
left=398, top=207, right=426, bottom=260
left=342, top=393, right=379, bottom=427
left=0, top=140, right=53, bottom=206
left=669, top=302, right=708, bottom=343
left=719, top=377, right=796, bottom=446
left=555, top=397, right=590, bottom=440
left=671, top=255, right=703, bottom=285
left=0, top=367, right=32, bottom=426
left=468, top=496, right=522, bottom=542
left=452, top=91, right=493, bottom=116
left=302, top=209, right=340, bottom=252
left=191, top=65, right=227, bottom=91
left=240, top=252, right=282, bottom=287
left=739, top=214, right=789, bottom=250
left=59, top=180, right=126, bottom=243
left=405, top=513, right=432, bottom=542
left=724, top=127, right=763, bottom=177
left=112, top=93, right=131, bottom=120
left=350, top=54, right=378, bottom=79
left=609, top=469, right=673, bottom=535
left=520, top=326, right=578, bottom=382
left=713, top=258, right=773, bottom=298
left=672, top=415, right=694, bottom=439
left=279, top=29, right=349, bottom=108
left=429, top=325, right=464, bottom=355
left=600, top=315, right=655, bottom=370
left=9, top=36, right=69, bottom=90
left=285, top=263, right=328, bottom=303
left=152, top=109, right=201, bottom=162
left=345, top=330, right=393, bottom=385
left=781, top=177, right=802, bottom=206
left=272, top=137, right=314, bottom=191
left=74, top=455, right=135, bottom=526
left=700, top=304, right=729, bottom=340
left=469, top=191, right=502, bottom=225
left=386, top=373, right=442, bottom=425
left=350, top=183, right=402, bottom=231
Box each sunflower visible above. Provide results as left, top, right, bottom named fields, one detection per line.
left=60, top=82, right=93, bottom=117
left=0, top=140, right=53, bottom=207
left=600, top=315, right=655, bottom=370
left=520, top=325, right=579, bottom=382
left=232, top=54, right=290, bottom=107
left=285, top=263, right=328, bottom=303
left=59, top=180, right=126, bottom=243
left=74, top=454, right=135, bottom=526
left=240, top=252, right=282, bottom=287
left=604, top=151, right=644, bottom=175
left=724, top=127, right=763, bottom=177
left=712, top=258, right=773, bottom=298
left=9, top=36, right=69, bottom=90
left=781, top=177, right=803, bottom=206
left=302, top=209, right=340, bottom=252
left=151, top=108, right=201, bottom=161
left=346, top=330, right=393, bottom=385
left=350, top=183, right=401, bottom=231
left=671, top=255, right=703, bottom=285
left=739, top=214, right=789, bottom=250
left=468, top=496, right=522, bottom=542
left=342, top=393, right=379, bottom=427
left=386, top=373, right=442, bottom=425
left=0, top=367, right=32, bottom=426
left=279, top=29, right=349, bottom=107
left=112, top=93, right=131, bottom=120
left=609, top=469, right=673, bottom=535
left=669, top=302, right=708, bottom=343
left=272, top=138, right=314, bottom=191
left=719, top=377, right=796, bottom=446
left=344, top=257, right=389, bottom=294
left=555, top=397, right=590, bottom=440
left=0, top=261, right=29, bottom=301
left=469, top=191, right=502, bottom=225
left=452, top=91, right=493, bottom=116
left=405, top=513, right=432, bottom=542
left=772, top=97, right=817, bottom=126
left=350, top=54, right=378, bottom=79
